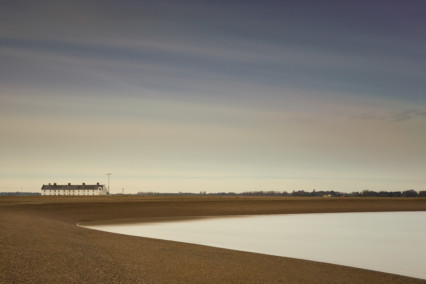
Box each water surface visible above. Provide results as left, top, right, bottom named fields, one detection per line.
left=83, top=212, right=426, bottom=279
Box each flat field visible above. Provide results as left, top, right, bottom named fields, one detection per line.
left=1, top=196, right=426, bottom=283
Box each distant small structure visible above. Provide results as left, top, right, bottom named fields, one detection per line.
left=41, top=183, right=108, bottom=196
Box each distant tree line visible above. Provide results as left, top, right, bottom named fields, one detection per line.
left=239, top=189, right=426, bottom=197
left=2, top=190, right=424, bottom=197
left=138, top=189, right=426, bottom=197
left=0, top=192, right=41, bottom=196
left=351, top=189, right=425, bottom=197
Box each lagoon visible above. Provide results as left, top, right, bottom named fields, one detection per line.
left=83, top=212, right=426, bottom=280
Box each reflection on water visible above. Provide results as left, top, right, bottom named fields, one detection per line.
left=82, top=212, right=426, bottom=279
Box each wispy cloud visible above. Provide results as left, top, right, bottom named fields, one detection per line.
left=1, top=0, right=425, bottom=103
left=352, top=109, right=426, bottom=122
left=391, top=110, right=426, bottom=122
left=1, top=1, right=426, bottom=192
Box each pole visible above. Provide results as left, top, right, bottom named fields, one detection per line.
left=106, top=173, right=112, bottom=194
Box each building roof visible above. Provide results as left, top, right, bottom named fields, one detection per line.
left=41, top=183, right=105, bottom=190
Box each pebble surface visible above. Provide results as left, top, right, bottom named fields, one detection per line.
left=1, top=196, right=425, bottom=283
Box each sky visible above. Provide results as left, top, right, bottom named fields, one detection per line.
left=1, top=0, right=425, bottom=193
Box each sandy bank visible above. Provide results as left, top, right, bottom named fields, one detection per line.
left=1, top=196, right=425, bottom=283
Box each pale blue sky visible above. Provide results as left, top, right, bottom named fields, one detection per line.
left=1, top=1, right=425, bottom=193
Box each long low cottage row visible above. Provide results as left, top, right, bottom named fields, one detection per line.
left=41, top=183, right=108, bottom=196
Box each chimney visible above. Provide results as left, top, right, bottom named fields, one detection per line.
left=49, top=183, right=51, bottom=186
left=54, top=183, right=56, bottom=186
left=68, top=183, right=71, bottom=186
left=97, top=182, right=99, bottom=185
left=82, top=182, right=85, bottom=186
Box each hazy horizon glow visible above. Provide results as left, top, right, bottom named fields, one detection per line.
left=1, top=1, right=425, bottom=193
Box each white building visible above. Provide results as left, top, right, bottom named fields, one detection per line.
left=41, top=183, right=108, bottom=196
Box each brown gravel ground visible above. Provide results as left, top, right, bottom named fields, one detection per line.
left=1, top=196, right=426, bottom=283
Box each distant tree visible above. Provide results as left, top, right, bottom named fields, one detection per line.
left=361, top=190, right=379, bottom=197
left=390, top=191, right=402, bottom=197
left=419, top=191, right=426, bottom=197
left=292, top=190, right=311, bottom=197
left=402, top=189, right=418, bottom=197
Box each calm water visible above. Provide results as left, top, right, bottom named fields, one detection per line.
left=82, top=212, right=426, bottom=280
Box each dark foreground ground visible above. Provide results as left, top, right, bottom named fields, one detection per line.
left=1, top=196, right=426, bottom=283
